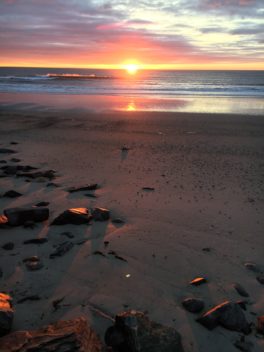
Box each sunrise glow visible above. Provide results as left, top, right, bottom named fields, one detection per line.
left=124, top=64, right=139, bottom=75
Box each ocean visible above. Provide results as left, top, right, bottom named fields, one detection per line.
left=0, top=67, right=263, bottom=114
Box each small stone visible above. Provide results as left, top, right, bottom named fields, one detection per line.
left=17, top=295, right=41, bottom=304
left=182, top=298, right=204, bottom=313
left=0, top=215, right=8, bottom=227
left=190, top=277, right=207, bottom=286
left=197, top=301, right=250, bottom=334
left=112, top=218, right=125, bottom=224
left=257, top=316, right=264, bottom=334
left=23, top=256, right=43, bottom=271
left=23, top=238, right=48, bottom=245
left=0, top=148, right=16, bottom=154
left=0, top=160, right=7, bottom=164
left=51, top=208, right=91, bottom=225
left=142, top=187, right=155, bottom=191
left=92, top=207, right=110, bottom=221
left=2, top=242, right=14, bottom=251
left=202, top=247, right=211, bottom=252
left=2, top=190, right=22, bottom=198
left=4, top=207, right=49, bottom=226
left=35, top=201, right=49, bottom=207
left=68, top=184, right=98, bottom=193
left=49, top=241, right=74, bottom=259
left=244, top=262, right=260, bottom=273
left=256, top=275, right=264, bottom=285
left=0, top=293, right=13, bottom=337
left=233, top=283, right=249, bottom=297
left=16, top=169, right=56, bottom=180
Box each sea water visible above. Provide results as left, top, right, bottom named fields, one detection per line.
left=0, top=68, right=263, bottom=114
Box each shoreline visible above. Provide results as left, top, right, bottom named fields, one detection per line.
left=0, top=107, right=263, bottom=351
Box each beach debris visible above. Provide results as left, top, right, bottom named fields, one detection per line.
left=256, top=275, right=264, bottom=285
left=233, top=283, right=249, bottom=297
left=142, top=187, right=155, bottom=191
left=51, top=208, right=91, bottom=225
left=197, top=301, right=251, bottom=334
left=23, top=256, right=43, bottom=271
left=0, top=293, right=13, bottom=337
left=0, top=317, right=103, bottom=351
left=16, top=169, right=56, bottom=180
left=2, top=242, right=14, bottom=251
left=2, top=190, right=22, bottom=198
left=23, top=238, right=48, bottom=245
left=112, top=218, right=125, bottom=224
left=49, top=241, right=74, bottom=258
left=3, top=207, right=49, bottom=226
left=67, top=184, right=98, bottom=193
left=182, top=298, right=204, bottom=313
left=52, top=297, right=65, bottom=311
left=17, top=295, right=41, bottom=304
left=244, top=262, right=260, bottom=273
left=92, top=207, right=110, bottom=221
left=190, top=277, right=207, bottom=286
left=257, top=316, right=264, bottom=334
left=234, top=337, right=253, bottom=352
left=0, top=148, right=16, bottom=154
left=105, top=310, right=184, bottom=352
left=35, top=201, right=50, bottom=207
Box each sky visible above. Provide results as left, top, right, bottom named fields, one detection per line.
left=0, top=0, right=263, bottom=69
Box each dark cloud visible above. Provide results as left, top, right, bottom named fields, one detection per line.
left=230, top=24, right=264, bottom=34
left=200, top=26, right=226, bottom=33
left=196, top=0, right=263, bottom=16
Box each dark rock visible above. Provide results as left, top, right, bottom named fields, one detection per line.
left=2, top=242, right=14, bottom=251
left=182, top=298, right=204, bottom=313
left=233, top=283, right=249, bottom=297
left=142, top=187, right=155, bottom=191
left=0, top=148, right=16, bottom=154
left=46, top=182, right=59, bottom=187
left=16, top=169, right=56, bottom=180
left=0, top=160, right=7, bottom=164
left=105, top=310, right=184, bottom=352
left=35, top=201, right=49, bottom=207
left=197, top=301, right=251, bottom=334
left=190, top=277, right=207, bottom=286
left=0, top=317, right=103, bottom=351
left=256, top=275, right=264, bottom=285
left=237, top=300, right=248, bottom=311
left=2, top=190, right=22, bottom=198
left=17, top=295, right=41, bottom=304
left=10, top=142, right=18, bottom=145
left=49, top=241, right=74, bottom=259
left=92, top=207, right=110, bottom=221
left=23, top=256, right=43, bottom=271
left=68, top=184, right=98, bottom=193
left=4, top=207, right=49, bottom=226
left=51, top=208, right=91, bottom=225
left=23, top=238, right=48, bottom=245
left=114, top=255, right=127, bottom=262
left=0, top=293, right=13, bottom=337
left=244, top=262, right=260, bottom=273
left=112, top=218, right=125, bottom=224
left=10, top=158, right=20, bottom=162
left=257, top=316, right=264, bottom=334
left=121, top=146, right=130, bottom=151
left=202, top=247, right=211, bottom=252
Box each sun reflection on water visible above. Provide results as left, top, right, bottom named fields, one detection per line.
left=126, top=99, right=136, bottom=111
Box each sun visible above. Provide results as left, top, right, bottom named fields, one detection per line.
left=124, top=64, right=139, bottom=75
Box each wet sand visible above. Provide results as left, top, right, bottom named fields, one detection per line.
left=0, top=108, right=264, bottom=351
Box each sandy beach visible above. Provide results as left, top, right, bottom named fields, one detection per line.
left=0, top=107, right=264, bottom=351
